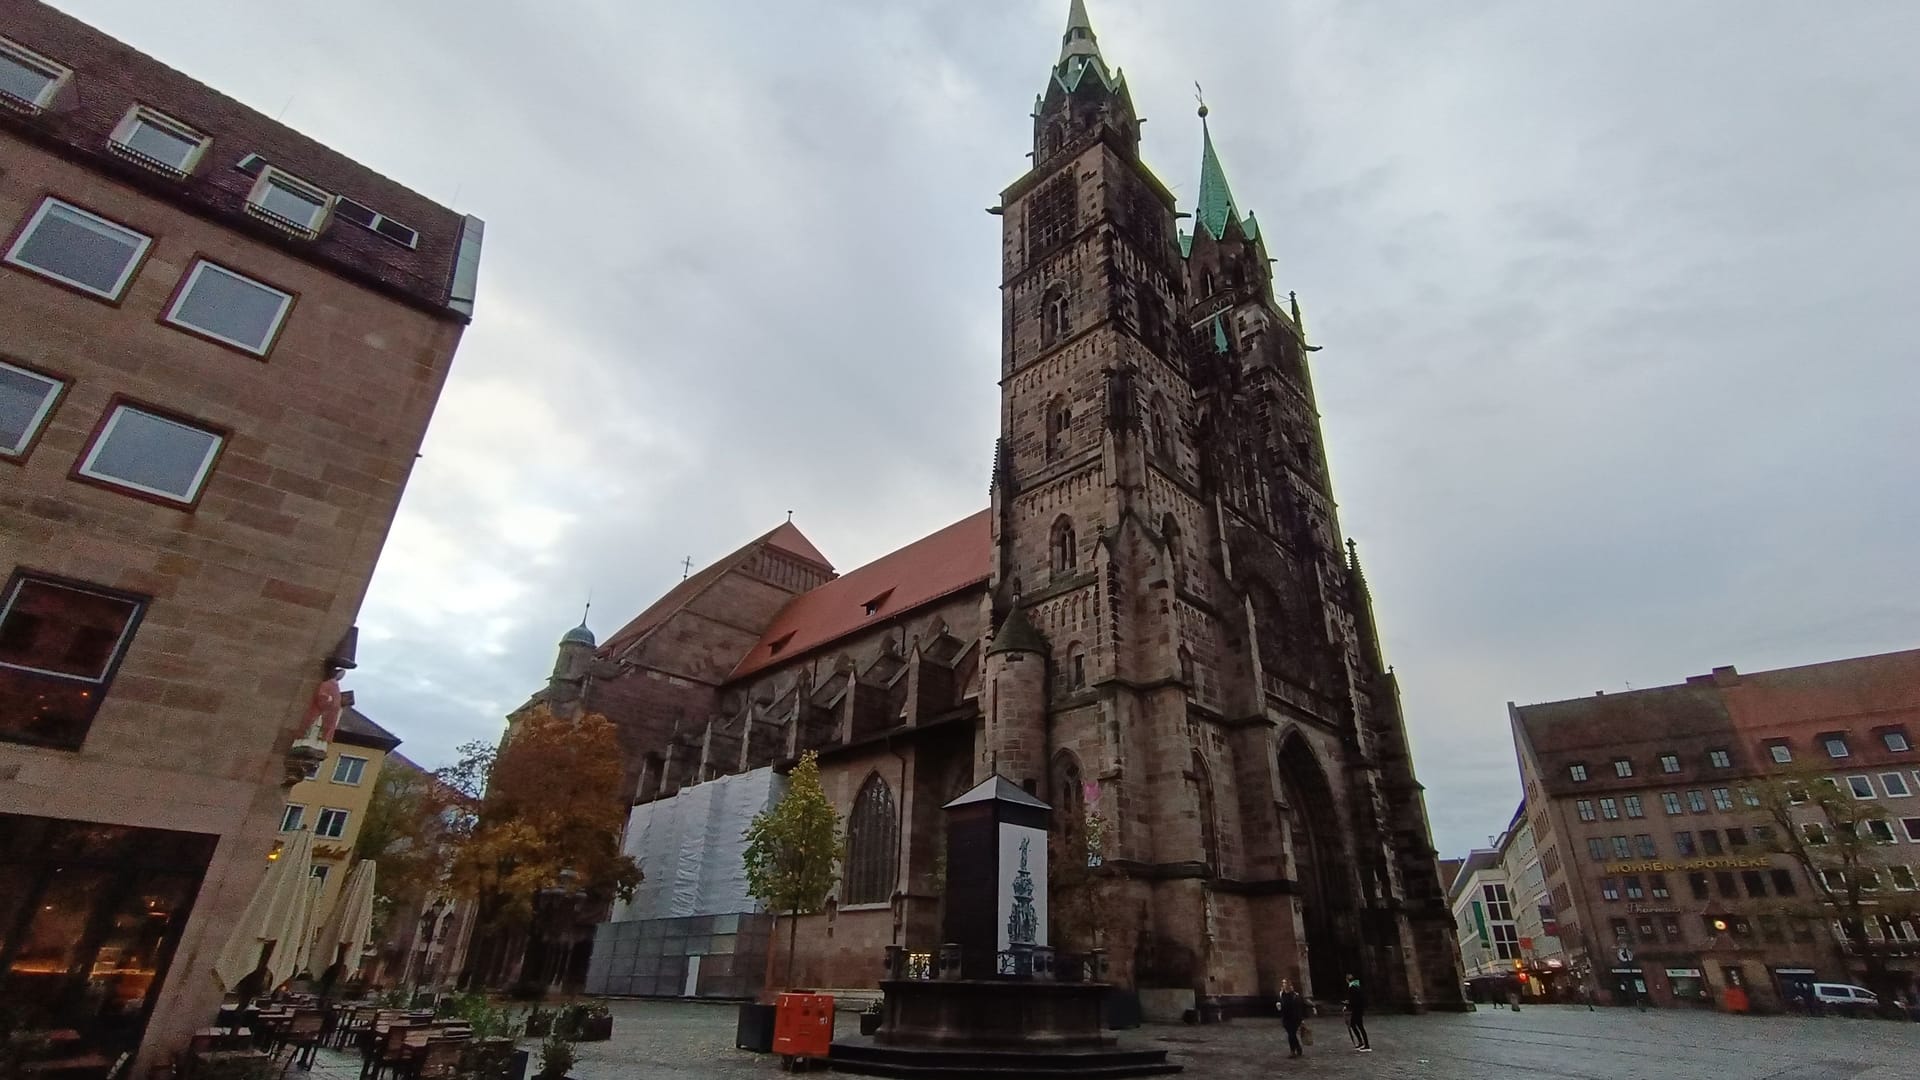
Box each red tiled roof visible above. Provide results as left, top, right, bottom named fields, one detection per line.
left=0, top=0, right=468, bottom=317
left=765, top=521, right=833, bottom=570
left=597, top=520, right=835, bottom=657
left=728, top=510, right=991, bottom=681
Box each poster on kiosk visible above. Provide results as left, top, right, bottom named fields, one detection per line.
left=997, top=822, right=1048, bottom=952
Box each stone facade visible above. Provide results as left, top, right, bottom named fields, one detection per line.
left=0, top=2, right=476, bottom=1070
left=517, top=2, right=1460, bottom=1012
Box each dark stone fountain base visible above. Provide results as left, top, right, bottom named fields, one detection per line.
left=828, top=980, right=1179, bottom=1078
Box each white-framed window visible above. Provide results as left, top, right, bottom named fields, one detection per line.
left=77, top=403, right=223, bottom=504
left=1769, top=743, right=1793, bottom=764
left=1575, top=799, right=1595, bottom=822
left=0, top=359, right=64, bottom=457
left=1884, top=731, right=1910, bottom=752
left=1624, top=795, right=1645, bottom=818
left=1614, top=759, right=1634, bottom=778
left=1741, top=786, right=1762, bottom=807
left=1708, top=749, right=1731, bottom=769
left=163, top=260, right=293, bottom=355
left=333, top=197, right=419, bottom=249
left=310, top=864, right=329, bottom=883
left=1661, top=792, right=1683, bottom=815
left=1659, top=754, right=1681, bottom=773
left=0, top=37, right=70, bottom=111
left=1687, top=790, right=1708, bottom=813
left=1600, top=798, right=1620, bottom=820
left=1891, top=865, right=1917, bottom=891
left=1568, top=763, right=1588, bottom=782
left=1824, top=735, right=1850, bottom=759
left=1866, top=819, right=1897, bottom=845
left=4, top=198, right=151, bottom=300
left=1883, top=772, right=1912, bottom=798
left=332, top=755, right=368, bottom=785
left=1902, top=817, right=1920, bottom=843
left=281, top=804, right=305, bottom=832
left=1847, top=775, right=1876, bottom=800
left=1711, top=788, right=1734, bottom=811
left=246, top=166, right=331, bottom=234
left=315, top=808, right=349, bottom=839
left=108, top=105, right=210, bottom=174
left=1803, top=822, right=1828, bottom=845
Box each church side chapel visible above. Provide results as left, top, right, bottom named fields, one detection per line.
left=515, top=0, right=1463, bottom=1014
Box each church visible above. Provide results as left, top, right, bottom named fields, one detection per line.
left=520, top=1, right=1464, bottom=1013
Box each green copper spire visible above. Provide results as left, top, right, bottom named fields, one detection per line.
left=1212, top=314, right=1231, bottom=353
left=1195, top=112, right=1242, bottom=241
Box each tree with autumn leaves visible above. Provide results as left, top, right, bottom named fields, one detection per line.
left=447, top=708, right=641, bottom=986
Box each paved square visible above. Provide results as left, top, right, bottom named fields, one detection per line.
left=299, top=999, right=1917, bottom=1079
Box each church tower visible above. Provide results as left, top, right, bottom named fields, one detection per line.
left=987, top=1, right=1464, bottom=1011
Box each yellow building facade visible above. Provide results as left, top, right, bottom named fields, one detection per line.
left=280, top=705, right=400, bottom=946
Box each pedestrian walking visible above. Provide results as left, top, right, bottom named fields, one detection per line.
left=1344, top=974, right=1371, bottom=1052
left=1276, top=980, right=1307, bottom=1058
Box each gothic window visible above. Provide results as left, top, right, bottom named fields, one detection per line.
left=1026, top=174, right=1078, bottom=257
left=844, top=772, right=899, bottom=905
left=1068, top=643, right=1088, bottom=691
left=1045, top=397, right=1071, bottom=460
left=1051, top=751, right=1094, bottom=868
left=1041, top=285, right=1071, bottom=346
left=1050, top=516, right=1077, bottom=576
left=1192, top=751, right=1220, bottom=872
left=1149, top=393, right=1169, bottom=458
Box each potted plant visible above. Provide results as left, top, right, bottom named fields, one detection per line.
left=738, top=751, right=842, bottom=1052
left=535, top=1031, right=576, bottom=1080
left=568, top=1001, right=613, bottom=1042
left=523, top=1005, right=553, bottom=1037
left=458, top=1001, right=529, bottom=1080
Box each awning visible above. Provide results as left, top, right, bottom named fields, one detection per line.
left=312, top=859, right=377, bottom=974
left=214, top=828, right=318, bottom=989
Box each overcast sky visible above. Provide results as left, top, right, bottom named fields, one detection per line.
left=55, top=0, right=1919, bottom=858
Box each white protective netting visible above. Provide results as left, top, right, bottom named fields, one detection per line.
left=614, top=766, right=785, bottom=920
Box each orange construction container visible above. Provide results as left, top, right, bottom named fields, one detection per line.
left=772, top=992, right=835, bottom=1062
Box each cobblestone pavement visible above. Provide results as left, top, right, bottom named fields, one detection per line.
left=299, top=999, right=1918, bottom=1079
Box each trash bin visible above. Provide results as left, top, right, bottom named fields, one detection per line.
left=773, top=992, right=835, bottom=1062
left=736, top=1002, right=778, bottom=1052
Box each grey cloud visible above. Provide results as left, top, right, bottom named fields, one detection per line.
left=53, top=0, right=1920, bottom=857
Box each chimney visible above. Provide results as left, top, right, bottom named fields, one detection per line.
left=1712, top=665, right=1739, bottom=687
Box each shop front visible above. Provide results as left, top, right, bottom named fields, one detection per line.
left=0, top=812, right=216, bottom=1071
left=1662, top=966, right=1711, bottom=1007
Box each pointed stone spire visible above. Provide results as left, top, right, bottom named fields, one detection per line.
left=1054, top=0, right=1112, bottom=89
left=1196, top=106, right=1243, bottom=241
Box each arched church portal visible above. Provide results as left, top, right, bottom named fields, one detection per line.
left=1277, top=732, right=1356, bottom=998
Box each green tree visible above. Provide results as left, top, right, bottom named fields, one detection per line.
left=1747, top=764, right=1914, bottom=1001
left=743, top=751, right=841, bottom=988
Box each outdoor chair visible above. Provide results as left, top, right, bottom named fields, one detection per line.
left=363, top=1024, right=417, bottom=1080
left=278, top=1009, right=325, bottom=1072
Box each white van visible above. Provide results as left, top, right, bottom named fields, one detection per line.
left=1811, top=983, right=1879, bottom=1015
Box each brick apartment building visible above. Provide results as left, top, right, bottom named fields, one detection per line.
left=503, top=2, right=1463, bottom=1016
left=0, top=0, right=480, bottom=1070
left=1512, top=649, right=1920, bottom=1011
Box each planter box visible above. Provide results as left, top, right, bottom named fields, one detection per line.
left=572, top=1016, right=613, bottom=1042
left=858, top=1012, right=882, bottom=1036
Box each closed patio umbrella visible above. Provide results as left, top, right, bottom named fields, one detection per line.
left=313, top=860, right=377, bottom=978
left=214, top=827, right=317, bottom=990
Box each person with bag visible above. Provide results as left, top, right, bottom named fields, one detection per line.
left=1276, top=980, right=1308, bottom=1057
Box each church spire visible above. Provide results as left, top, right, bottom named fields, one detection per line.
left=1053, top=0, right=1113, bottom=90
left=1195, top=105, right=1244, bottom=241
